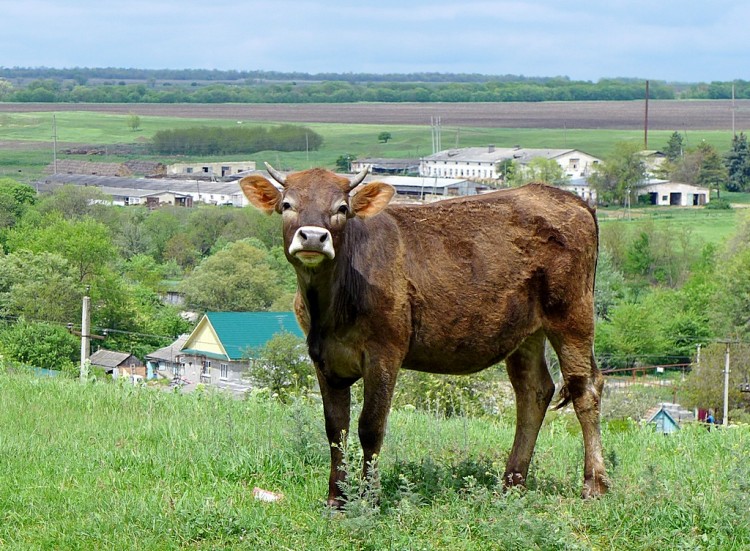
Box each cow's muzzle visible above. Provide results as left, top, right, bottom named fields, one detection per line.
left=288, top=226, right=335, bottom=266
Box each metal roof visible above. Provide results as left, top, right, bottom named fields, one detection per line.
left=422, top=147, right=581, bottom=164
left=37, top=174, right=244, bottom=196
left=145, top=334, right=190, bottom=362
left=182, top=312, right=304, bottom=361
left=89, top=349, right=138, bottom=369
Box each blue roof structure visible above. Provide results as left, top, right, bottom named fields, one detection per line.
left=181, top=311, right=304, bottom=361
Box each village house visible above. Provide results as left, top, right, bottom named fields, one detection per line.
left=163, top=311, right=303, bottom=395
left=89, top=349, right=145, bottom=381
left=145, top=334, right=189, bottom=380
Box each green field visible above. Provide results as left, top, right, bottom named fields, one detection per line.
left=0, top=110, right=740, bottom=181
left=597, top=207, right=746, bottom=248
left=0, top=371, right=748, bottom=550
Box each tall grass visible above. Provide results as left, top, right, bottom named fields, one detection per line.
left=1, top=370, right=747, bottom=549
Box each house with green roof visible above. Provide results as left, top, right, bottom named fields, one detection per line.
left=164, top=311, right=303, bottom=393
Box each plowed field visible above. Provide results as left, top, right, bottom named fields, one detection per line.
left=1, top=100, right=748, bottom=130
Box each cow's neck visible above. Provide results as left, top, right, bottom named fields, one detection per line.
left=294, top=223, right=371, bottom=363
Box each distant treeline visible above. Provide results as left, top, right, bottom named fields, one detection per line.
left=150, top=125, right=323, bottom=155
left=0, top=67, right=611, bottom=84
left=2, top=68, right=750, bottom=102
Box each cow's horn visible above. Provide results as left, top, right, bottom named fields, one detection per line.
left=348, top=165, right=369, bottom=190
left=264, top=162, right=287, bottom=187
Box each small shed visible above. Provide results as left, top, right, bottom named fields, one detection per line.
left=89, top=349, right=145, bottom=380
left=145, top=334, right=189, bottom=379
left=647, top=406, right=681, bottom=434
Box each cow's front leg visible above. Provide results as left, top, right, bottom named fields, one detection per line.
left=316, top=368, right=352, bottom=508
left=358, top=361, right=398, bottom=495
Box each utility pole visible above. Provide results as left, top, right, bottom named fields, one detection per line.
left=732, top=83, right=736, bottom=138
left=723, top=344, right=730, bottom=426
left=80, top=286, right=91, bottom=382
left=644, top=80, right=649, bottom=150
left=52, top=114, right=58, bottom=175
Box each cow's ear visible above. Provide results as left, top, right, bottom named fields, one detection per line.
left=239, top=175, right=282, bottom=214
left=350, top=183, right=395, bottom=218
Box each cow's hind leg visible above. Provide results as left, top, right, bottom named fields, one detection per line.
left=503, top=330, right=555, bottom=489
left=549, top=333, right=609, bottom=498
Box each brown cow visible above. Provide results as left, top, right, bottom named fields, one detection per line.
left=240, top=164, right=608, bottom=507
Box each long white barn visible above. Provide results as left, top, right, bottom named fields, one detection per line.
left=420, top=146, right=601, bottom=181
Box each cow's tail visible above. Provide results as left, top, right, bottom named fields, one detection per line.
left=554, top=385, right=572, bottom=410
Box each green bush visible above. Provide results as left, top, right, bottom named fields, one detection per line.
left=705, top=197, right=732, bottom=209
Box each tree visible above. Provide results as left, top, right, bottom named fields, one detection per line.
left=664, top=131, right=685, bottom=161
left=0, top=251, right=81, bottom=323
left=377, top=131, right=392, bottom=143
left=0, top=319, right=79, bottom=372
left=594, top=249, right=625, bottom=321
left=496, top=159, right=516, bottom=186
left=6, top=215, right=116, bottom=282
left=246, top=331, right=313, bottom=401
left=35, top=184, right=111, bottom=221
left=725, top=132, right=750, bottom=192
left=179, top=240, right=285, bottom=311
left=682, top=342, right=750, bottom=421
left=127, top=113, right=141, bottom=132
left=696, top=142, right=728, bottom=198
left=511, top=157, right=569, bottom=186
left=115, top=208, right=151, bottom=259
left=335, top=154, right=356, bottom=172
left=595, top=300, right=671, bottom=369
left=588, top=142, right=647, bottom=205
left=0, top=178, right=36, bottom=230
left=142, top=207, right=184, bottom=262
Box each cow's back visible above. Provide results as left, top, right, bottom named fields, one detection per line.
left=385, top=183, right=598, bottom=374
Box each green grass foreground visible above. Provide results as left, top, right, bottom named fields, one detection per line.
left=0, top=372, right=748, bottom=550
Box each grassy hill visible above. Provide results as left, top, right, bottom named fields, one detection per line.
left=1, top=370, right=748, bottom=550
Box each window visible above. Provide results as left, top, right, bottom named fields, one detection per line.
left=202, top=360, right=211, bottom=375
left=220, top=363, right=229, bottom=379
left=186, top=167, right=193, bottom=174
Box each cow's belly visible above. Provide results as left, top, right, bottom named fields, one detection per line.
left=403, top=290, right=541, bottom=375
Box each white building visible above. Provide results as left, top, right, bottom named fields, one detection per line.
left=636, top=180, right=710, bottom=206
left=560, top=178, right=597, bottom=204
left=167, top=161, right=257, bottom=178
left=364, top=175, right=486, bottom=199
left=420, top=146, right=600, bottom=181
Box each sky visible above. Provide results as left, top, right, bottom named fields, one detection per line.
left=2, top=1, right=748, bottom=82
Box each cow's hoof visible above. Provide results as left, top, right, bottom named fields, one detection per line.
left=581, top=475, right=610, bottom=499
left=502, top=471, right=526, bottom=488
left=325, top=497, right=345, bottom=510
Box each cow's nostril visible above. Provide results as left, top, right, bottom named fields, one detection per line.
left=299, top=230, right=308, bottom=240
left=319, top=233, right=328, bottom=243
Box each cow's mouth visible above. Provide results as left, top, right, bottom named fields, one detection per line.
left=294, top=250, right=328, bottom=266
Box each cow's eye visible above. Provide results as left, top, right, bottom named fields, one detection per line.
left=337, top=204, right=349, bottom=215
left=281, top=201, right=292, bottom=212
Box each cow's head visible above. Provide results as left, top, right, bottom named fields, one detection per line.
left=239, top=163, right=395, bottom=268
